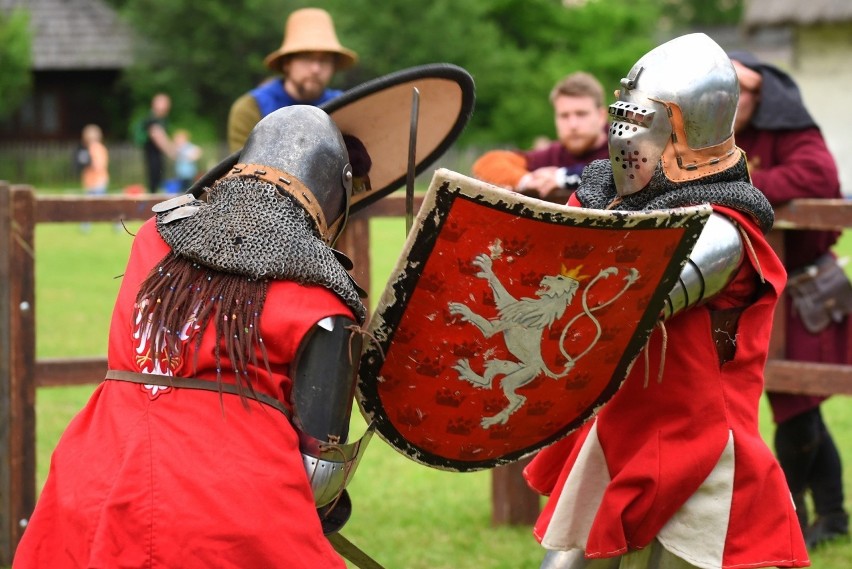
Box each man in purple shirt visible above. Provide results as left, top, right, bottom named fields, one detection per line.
left=472, top=72, right=609, bottom=201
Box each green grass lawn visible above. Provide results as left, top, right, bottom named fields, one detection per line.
left=30, top=219, right=852, bottom=568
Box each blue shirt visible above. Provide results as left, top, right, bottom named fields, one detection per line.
left=250, top=79, right=343, bottom=118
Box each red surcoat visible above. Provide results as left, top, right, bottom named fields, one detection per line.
left=524, top=205, right=809, bottom=568
left=14, top=218, right=352, bottom=568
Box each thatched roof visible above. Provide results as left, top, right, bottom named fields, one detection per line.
left=0, top=0, right=133, bottom=70
left=744, top=0, right=852, bottom=28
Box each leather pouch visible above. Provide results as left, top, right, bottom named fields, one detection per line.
left=787, top=254, right=852, bottom=333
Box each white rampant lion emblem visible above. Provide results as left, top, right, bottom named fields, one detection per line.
left=449, top=252, right=638, bottom=428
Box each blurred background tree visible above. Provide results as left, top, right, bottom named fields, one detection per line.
left=104, top=0, right=741, bottom=148
left=0, top=7, right=32, bottom=121
left=325, top=0, right=662, bottom=147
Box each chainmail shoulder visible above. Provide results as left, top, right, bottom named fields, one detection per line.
left=575, top=157, right=774, bottom=233
left=156, top=177, right=366, bottom=323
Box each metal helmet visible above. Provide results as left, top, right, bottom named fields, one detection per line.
left=237, top=105, right=354, bottom=244
left=608, top=33, right=742, bottom=197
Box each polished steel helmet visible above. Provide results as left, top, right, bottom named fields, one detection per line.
left=237, top=105, right=354, bottom=244
left=608, top=33, right=742, bottom=197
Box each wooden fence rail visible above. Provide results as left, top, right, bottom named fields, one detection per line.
left=1, top=181, right=851, bottom=564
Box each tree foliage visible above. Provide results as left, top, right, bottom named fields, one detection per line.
left=0, top=8, right=32, bottom=121
left=111, top=0, right=733, bottom=147
left=324, top=0, right=662, bottom=146
left=659, top=0, right=743, bottom=27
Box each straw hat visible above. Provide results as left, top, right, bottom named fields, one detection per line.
left=264, top=8, right=358, bottom=72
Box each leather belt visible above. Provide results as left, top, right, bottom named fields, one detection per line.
left=104, top=369, right=291, bottom=418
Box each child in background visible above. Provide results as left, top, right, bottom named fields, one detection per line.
left=173, top=129, right=202, bottom=191
left=81, top=124, right=109, bottom=196
left=80, top=124, right=109, bottom=233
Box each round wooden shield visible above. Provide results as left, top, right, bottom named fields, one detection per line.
left=321, top=63, right=475, bottom=213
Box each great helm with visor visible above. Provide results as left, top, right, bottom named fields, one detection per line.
left=608, top=33, right=742, bottom=197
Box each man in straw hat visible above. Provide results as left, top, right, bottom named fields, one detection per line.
left=227, top=7, right=357, bottom=152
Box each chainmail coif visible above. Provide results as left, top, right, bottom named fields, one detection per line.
left=156, top=176, right=366, bottom=323
left=575, top=155, right=774, bottom=233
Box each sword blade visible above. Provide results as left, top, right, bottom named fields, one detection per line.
left=327, top=532, right=386, bottom=569
left=405, top=87, right=421, bottom=235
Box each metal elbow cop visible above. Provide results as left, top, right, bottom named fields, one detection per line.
left=662, top=213, right=743, bottom=320
left=291, top=315, right=373, bottom=510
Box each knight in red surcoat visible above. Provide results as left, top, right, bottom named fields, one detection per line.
left=524, top=33, right=809, bottom=569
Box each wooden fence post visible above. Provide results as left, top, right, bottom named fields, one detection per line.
left=338, top=215, right=372, bottom=303
left=0, top=184, right=37, bottom=564
left=491, top=456, right=540, bottom=526
left=765, top=230, right=787, bottom=360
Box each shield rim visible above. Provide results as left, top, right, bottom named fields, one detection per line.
left=320, top=63, right=476, bottom=214
left=357, top=169, right=711, bottom=471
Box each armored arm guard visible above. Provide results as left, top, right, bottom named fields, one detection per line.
left=661, top=213, right=744, bottom=320
left=291, top=316, right=372, bottom=511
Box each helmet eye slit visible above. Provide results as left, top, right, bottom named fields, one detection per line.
left=608, top=102, right=655, bottom=127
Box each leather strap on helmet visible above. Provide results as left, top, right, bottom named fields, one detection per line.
left=661, top=102, right=741, bottom=183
